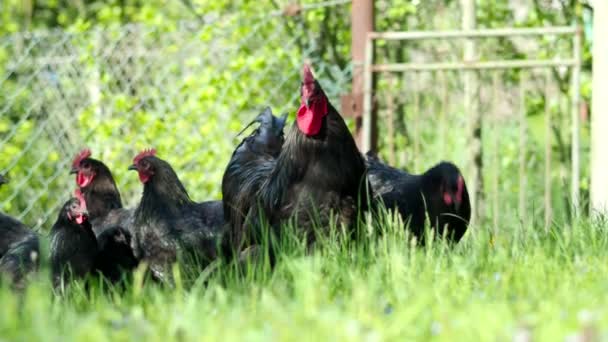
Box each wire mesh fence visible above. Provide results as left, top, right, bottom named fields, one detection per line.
left=0, top=14, right=352, bottom=230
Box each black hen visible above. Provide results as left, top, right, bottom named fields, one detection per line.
left=258, top=64, right=372, bottom=247
left=70, top=149, right=133, bottom=236
left=70, top=149, right=137, bottom=280
left=0, top=175, right=40, bottom=289
left=129, top=149, right=224, bottom=282
left=50, top=190, right=98, bottom=289
left=222, top=107, right=287, bottom=252
left=366, top=152, right=471, bottom=243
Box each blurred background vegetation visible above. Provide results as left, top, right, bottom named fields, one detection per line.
left=0, top=0, right=594, bottom=231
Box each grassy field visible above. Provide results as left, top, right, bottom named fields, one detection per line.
left=1, top=215, right=608, bottom=341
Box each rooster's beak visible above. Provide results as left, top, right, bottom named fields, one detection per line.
left=70, top=168, right=78, bottom=175
left=128, top=164, right=137, bottom=171
left=305, top=98, right=311, bottom=108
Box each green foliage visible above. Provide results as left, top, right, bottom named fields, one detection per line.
left=0, top=1, right=352, bottom=228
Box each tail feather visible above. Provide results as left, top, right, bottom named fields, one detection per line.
left=222, top=107, right=288, bottom=258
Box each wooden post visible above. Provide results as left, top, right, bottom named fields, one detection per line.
left=351, top=0, right=375, bottom=151
left=591, top=2, right=608, bottom=214
left=462, top=0, right=482, bottom=222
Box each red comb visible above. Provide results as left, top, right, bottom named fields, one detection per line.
left=72, top=149, right=91, bottom=169
left=133, top=148, right=157, bottom=164
left=303, top=63, right=314, bottom=83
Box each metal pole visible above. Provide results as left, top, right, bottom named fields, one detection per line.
left=351, top=0, right=374, bottom=150
left=571, top=27, right=581, bottom=214
left=462, top=0, right=481, bottom=222
left=591, top=2, right=608, bottom=215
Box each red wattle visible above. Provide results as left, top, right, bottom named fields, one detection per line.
left=296, top=97, right=328, bottom=136
left=443, top=192, right=453, bottom=206
left=76, top=215, right=85, bottom=225
left=77, top=172, right=92, bottom=188
left=139, top=172, right=151, bottom=184
left=297, top=105, right=322, bottom=136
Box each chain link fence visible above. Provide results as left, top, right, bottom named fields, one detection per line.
left=0, top=11, right=352, bottom=230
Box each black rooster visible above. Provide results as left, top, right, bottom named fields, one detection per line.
left=366, top=152, right=471, bottom=243
left=0, top=175, right=40, bottom=289
left=222, top=107, right=287, bottom=252
left=129, top=149, right=224, bottom=282
left=50, top=190, right=98, bottom=290
left=258, top=64, right=372, bottom=247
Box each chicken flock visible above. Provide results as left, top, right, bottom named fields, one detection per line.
left=0, top=63, right=470, bottom=290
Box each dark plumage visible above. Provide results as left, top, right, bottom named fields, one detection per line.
left=50, top=194, right=98, bottom=289
left=366, top=152, right=471, bottom=243
left=71, top=150, right=137, bottom=281
left=94, top=225, right=138, bottom=283
left=129, top=150, right=225, bottom=282
left=70, top=149, right=134, bottom=236
left=258, top=64, right=372, bottom=246
left=222, top=107, right=287, bottom=252
left=0, top=174, right=40, bottom=290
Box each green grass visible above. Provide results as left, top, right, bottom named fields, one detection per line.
left=2, top=215, right=608, bottom=341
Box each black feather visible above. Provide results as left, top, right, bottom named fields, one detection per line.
left=75, top=157, right=137, bottom=280
left=0, top=179, right=40, bottom=290
left=222, top=107, right=288, bottom=254
left=259, top=79, right=372, bottom=246
left=132, top=155, right=224, bottom=283
left=50, top=198, right=98, bottom=290
left=366, top=155, right=471, bottom=243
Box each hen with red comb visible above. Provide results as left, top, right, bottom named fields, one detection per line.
left=50, top=192, right=98, bottom=289
left=68, top=149, right=138, bottom=282
left=69, top=148, right=132, bottom=231
left=70, top=148, right=122, bottom=223
left=366, top=152, right=471, bottom=243
left=231, top=63, right=373, bottom=260
left=129, top=149, right=224, bottom=283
